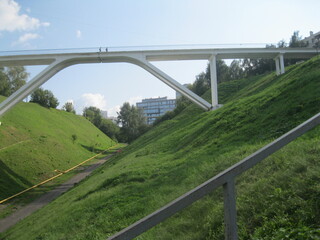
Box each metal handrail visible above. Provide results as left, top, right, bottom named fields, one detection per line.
left=108, top=112, right=320, bottom=240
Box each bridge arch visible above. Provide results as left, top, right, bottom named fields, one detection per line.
left=0, top=47, right=317, bottom=117
left=0, top=52, right=213, bottom=117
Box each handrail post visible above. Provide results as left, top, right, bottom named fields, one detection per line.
left=223, top=179, right=238, bottom=240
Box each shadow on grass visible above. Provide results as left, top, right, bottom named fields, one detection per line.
left=80, top=144, right=106, bottom=153
left=0, top=159, right=32, bottom=199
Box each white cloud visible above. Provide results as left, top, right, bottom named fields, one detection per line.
left=75, top=94, right=143, bottom=117
left=41, top=22, right=50, bottom=27
left=18, top=33, right=39, bottom=43
left=81, top=93, right=107, bottom=110
left=0, top=0, right=50, bottom=32
left=76, top=30, right=82, bottom=38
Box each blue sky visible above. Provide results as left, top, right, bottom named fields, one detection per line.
left=0, top=0, right=319, bottom=116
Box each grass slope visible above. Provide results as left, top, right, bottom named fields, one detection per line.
left=0, top=99, right=115, bottom=212
left=1, top=57, right=320, bottom=240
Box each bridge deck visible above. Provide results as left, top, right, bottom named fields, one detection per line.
left=0, top=47, right=317, bottom=66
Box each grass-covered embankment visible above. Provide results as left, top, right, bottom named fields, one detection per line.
left=1, top=57, right=320, bottom=239
left=0, top=98, right=116, bottom=217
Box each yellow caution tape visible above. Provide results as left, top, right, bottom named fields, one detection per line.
left=0, top=144, right=121, bottom=205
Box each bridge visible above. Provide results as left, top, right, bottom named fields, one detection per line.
left=0, top=46, right=319, bottom=239
left=0, top=46, right=317, bottom=117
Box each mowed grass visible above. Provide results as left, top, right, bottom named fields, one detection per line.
left=1, top=57, right=320, bottom=239
left=0, top=98, right=116, bottom=217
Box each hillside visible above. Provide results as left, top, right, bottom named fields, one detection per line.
left=1, top=57, right=320, bottom=240
left=0, top=98, right=116, bottom=216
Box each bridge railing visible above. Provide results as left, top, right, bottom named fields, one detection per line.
left=108, top=111, right=320, bottom=240
left=0, top=43, right=272, bottom=56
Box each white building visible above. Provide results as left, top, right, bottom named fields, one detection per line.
left=303, top=31, right=320, bottom=48
left=136, top=97, right=176, bottom=125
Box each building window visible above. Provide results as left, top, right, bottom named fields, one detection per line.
left=136, top=96, right=176, bottom=125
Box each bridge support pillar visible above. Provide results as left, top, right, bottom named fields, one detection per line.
left=275, top=57, right=280, bottom=75
left=279, top=53, right=285, bottom=74
left=275, top=54, right=285, bottom=75
left=209, top=54, right=218, bottom=107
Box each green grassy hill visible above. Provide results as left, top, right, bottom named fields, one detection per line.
left=0, top=99, right=115, bottom=210
left=1, top=57, right=320, bottom=240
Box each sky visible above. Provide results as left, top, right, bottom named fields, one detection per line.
left=0, top=0, right=319, bottom=116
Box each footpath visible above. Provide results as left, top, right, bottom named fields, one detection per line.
left=0, top=153, right=115, bottom=233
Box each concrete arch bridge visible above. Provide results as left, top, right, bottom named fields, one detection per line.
left=0, top=47, right=317, bottom=117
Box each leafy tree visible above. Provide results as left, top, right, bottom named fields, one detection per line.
left=287, top=31, right=308, bottom=65
left=289, top=31, right=308, bottom=48
left=99, top=118, right=120, bottom=141
left=117, top=102, right=148, bottom=143
left=277, top=40, right=287, bottom=48
left=192, top=68, right=210, bottom=95
left=191, top=60, right=235, bottom=96
left=0, top=67, right=10, bottom=97
left=62, top=102, right=76, bottom=114
left=30, top=88, right=59, bottom=108
left=229, top=60, right=245, bottom=80
left=0, top=66, right=28, bottom=97
left=217, top=59, right=231, bottom=83
left=83, top=106, right=102, bottom=127
left=82, top=106, right=120, bottom=141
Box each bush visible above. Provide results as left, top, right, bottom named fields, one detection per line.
left=30, top=88, right=59, bottom=108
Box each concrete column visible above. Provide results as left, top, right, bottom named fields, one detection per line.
left=279, top=54, right=285, bottom=74
left=209, top=54, right=218, bottom=107
left=275, top=57, right=280, bottom=75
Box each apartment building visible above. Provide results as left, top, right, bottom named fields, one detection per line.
left=136, top=97, right=176, bottom=125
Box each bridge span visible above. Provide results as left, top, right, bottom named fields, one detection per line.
left=0, top=47, right=317, bottom=117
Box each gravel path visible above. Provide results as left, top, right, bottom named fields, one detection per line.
left=0, top=154, right=113, bottom=233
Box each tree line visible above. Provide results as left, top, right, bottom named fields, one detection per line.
left=155, top=31, right=311, bottom=125
left=82, top=103, right=149, bottom=143
left=190, top=31, right=309, bottom=97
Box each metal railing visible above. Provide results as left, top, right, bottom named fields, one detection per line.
left=108, top=112, right=320, bottom=240
left=0, top=43, right=273, bottom=56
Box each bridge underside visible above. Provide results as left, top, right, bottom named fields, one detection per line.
left=0, top=47, right=317, bottom=117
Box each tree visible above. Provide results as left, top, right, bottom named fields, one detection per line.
left=277, top=40, right=287, bottom=48
left=117, top=102, right=148, bottom=143
left=0, top=66, right=28, bottom=97
left=82, top=106, right=120, bottom=141
left=30, top=88, right=59, bottom=108
left=192, top=69, right=210, bottom=95
left=287, top=31, right=308, bottom=65
left=83, top=106, right=102, bottom=127
left=217, top=59, right=231, bottom=83
left=62, top=102, right=76, bottom=114
left=289, top=31, right=307, bottom=48
left=229, top=60, right=245, bottom=80
left=0, top=67, right=10, bottom=97
left=191, top=59, right=235, bottom=96
left=99, top=118, right=120, bottom=141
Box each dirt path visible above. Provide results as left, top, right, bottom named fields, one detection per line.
left=0, top=154, right=113, bottom=233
